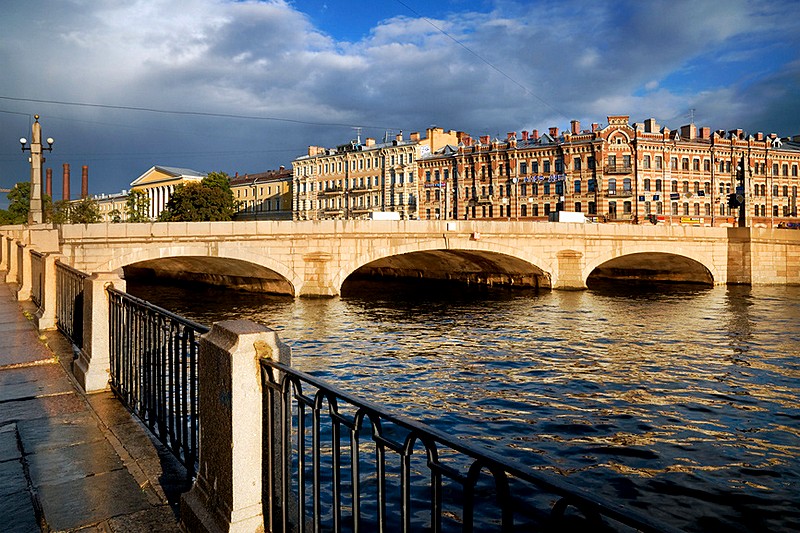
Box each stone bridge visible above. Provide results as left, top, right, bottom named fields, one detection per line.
left=4, top=220, right=799, bottom=298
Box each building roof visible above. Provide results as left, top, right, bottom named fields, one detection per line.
left=229, top=167, right=292, bottom=187
left=130, top=165, right=206, bottom=187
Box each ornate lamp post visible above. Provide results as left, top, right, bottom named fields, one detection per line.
left=19, top=115, right=54, bottom=224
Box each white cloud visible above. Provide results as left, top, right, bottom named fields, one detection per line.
left=0, top=0, right=798, bottom=197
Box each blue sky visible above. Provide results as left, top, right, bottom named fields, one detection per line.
left=1, top=0, right=798, bottom=208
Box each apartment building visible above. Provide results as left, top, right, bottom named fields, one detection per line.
left=291, top=127, right=460, bottom=220
left=230, top=167, right=293, bottom=220
left=416, top=115, right=800, bottom=226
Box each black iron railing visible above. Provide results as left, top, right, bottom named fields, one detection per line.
left=261, top=361, right=676, bottom=533
left=107, top=287, right=208, bottom=478
left=30, top=250, right=44, bottom=308
left=55, top=260, right=88, bottom=348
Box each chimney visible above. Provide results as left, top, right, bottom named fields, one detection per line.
left=680, top=124, right=697, bottom=140
left=521, top=130, right=529, bottom=141
left=700, top=127, right=711, bottom=139
left=756, top=132, right=764, bottom=141
left=549, top=126, right=559, bottom=137
left=644, top=118, right=659, bottom=133
left=395, top=132, right=403, bottom=142
left=570, top=120, right=580, bottom=135
left=591, top=123, right=599, bottom=132
left=279, top=165, right=285, bottom=171
left=531, top=129, right=539, bottom=141
left=365, top=137, right=376, bottom=147
left=480, top=135, right=490, bottom=145
left=410, top=132, right=420, bottom=142
left=45, top=168, right=52, bottom=198
left=81, top=165, right=89, bottom=198
left=62, top=163, right=70, bottom=201
left=507, top=132, right=516, bottom=140
left=462, top=134, right=472, bottom=146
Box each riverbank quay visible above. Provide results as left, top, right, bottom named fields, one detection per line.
left=0, top=282, right=188, bottom=532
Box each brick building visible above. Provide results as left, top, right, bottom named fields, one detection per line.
left=230, top=167, right=293, bottom=220
left=416, top=115, right=800, bottom=226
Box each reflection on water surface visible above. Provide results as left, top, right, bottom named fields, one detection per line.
left=128, top=279, right=800, bottom=532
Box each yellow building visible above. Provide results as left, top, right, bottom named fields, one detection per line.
left=230, top=167, right=293, bottom=220
left=92, top=191, right=129, bottom=222
left=129, top=166, right=206, bottom=220
left=292, top=127, right=460, bottom=220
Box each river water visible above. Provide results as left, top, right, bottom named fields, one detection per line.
left=128, top=280, right=800, bottom=532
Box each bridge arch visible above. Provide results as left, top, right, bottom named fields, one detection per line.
left=95, top=245, right=300, bottom=296
left=583, top=245, right=718, bottom=286
left=334, top=239, right=556, bottom=293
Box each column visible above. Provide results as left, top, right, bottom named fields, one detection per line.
left=181, top=321, right=291, bottom=533
left=34, top=253, right=60, bottom=330
left=15, top=243, right=32, bottom=301
left=73, top=272, right=126, bottom=392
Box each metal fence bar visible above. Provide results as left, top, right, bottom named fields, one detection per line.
left=107, top=287, right=208, bottom=478
left=262, top=360, right=680, bottom=533
left=30, top=250, right=44, bottom=308
left=55, top=260, right=89, bottom=348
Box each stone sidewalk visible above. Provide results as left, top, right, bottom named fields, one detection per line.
left=0, top=283, right=190, bottom=532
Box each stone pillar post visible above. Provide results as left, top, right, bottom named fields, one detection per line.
left=5, top=240, right=19, bottom=283
left=181, top=320, right=291, bottom=533
left=15, top=243, right=32, bottom=301
left=34, top=253, right=60, bottom=330
left=73, top=272, right=126, bottom=393
left=0, top=235, right=8, bottom=272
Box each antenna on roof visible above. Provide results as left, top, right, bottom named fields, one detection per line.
left=352, top=126, right=362, bottom=144
left=689, top=108, right=696, bottom=125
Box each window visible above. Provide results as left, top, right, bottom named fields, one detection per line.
left=555, top=158, right=564, bottom=173
left=773, top=163, right=779, bottom=175
left=520, top=162, right=528, bottom=175
left=544, top=161, right=551, bottom=173
left=694, top=203, right=700, bottom=216
left=655, top=156, right=663, bottom=169
left=672, top=203, right=679, bottom=215
left=643, top=155, right=651, bottom=169
left=793, top=165, right=798, bottom=177
left=704, top=160, right=710, bottom=172
left=774, top=205, right=779, bottom=216
left=623, top=178, right=632, bottom=192
left=655, top=179, right=662, bottom=191
left=693, top=159, right=700, bottom=171
left=608, top=178, right=617, bottom=192
left=623, top=155, right=631, bottom=168
left=682, top=158, right=689, bottom=170
left=671, top=157, right=678, bottom=170
left=544, top=204, right=551, bottom=215
left=644, top=178, right=651, bottom=191
left=521, top=205, right=527, bottom=217
left=783, top=164, right=789, bottom=176
left=588, top=201, right=596, bottom=215
left=532, top=161, right=539, bottom=173
left=425, top=171, right=431, bottom=182
left=574, top=202, right=582, bottom=212
left=544, top=182, right=551, bottom=195
left=533, top=204, right=539, bottom=216
left=671, top=180, right=678, bottom=193
left=682, top=181, right=689, bottom=193
left=783, top=185, right=789, bottom=197
left=573, top=157, right=582, bottom=171
left=574, top=180, right=581, bottom=193
left=683, top=203, right=690, bottom=215
left=588, top=157, right=595, bottom=170
left=623, top=201, right=632, bottom=214
left=773, top=185, right=779, bottom=196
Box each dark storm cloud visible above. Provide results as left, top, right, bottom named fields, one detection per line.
left=1, top=0, right=797, bottom=203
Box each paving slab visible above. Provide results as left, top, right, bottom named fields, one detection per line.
left=0, top=490, right=40, bottom=533
left=0, top=363, right=73, bottom=402
left=18, top=410, right=106, bottom=454
left=27, top=438, right=124, bottom=486
left=0, top=391, right=88, bottom=426
left=37, top=468, right=153, bottom=532
left=0, top=423, right=21, bottom=462
left=0, top=457, right=28, bottom=498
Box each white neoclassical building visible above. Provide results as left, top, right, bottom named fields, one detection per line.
left=129, top=166, right=206, bottom=220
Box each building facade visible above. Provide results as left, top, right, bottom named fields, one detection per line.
left=416, top=115, right=800, bottom=227
left=291, top=128, right=460, bottom=220
left=92, top=191, right=128, bottom=222
left=129, top=166, right=206, bottom=220
left=230, top=167, right=293, bottom=220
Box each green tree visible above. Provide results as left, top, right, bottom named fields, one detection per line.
left=126, top=189, right=150, bottom=222
left=1, top=182, right=31, bottom=224
left=50, top=200, right=71, bottom=224
left=68, top=197, right=102, bottom=224
left=160, top=171, right=236, bottom=222
left=109, top=208, right=122, bottom=223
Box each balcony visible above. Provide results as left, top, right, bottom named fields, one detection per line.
left=604, top=165, right=633, bottom=174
